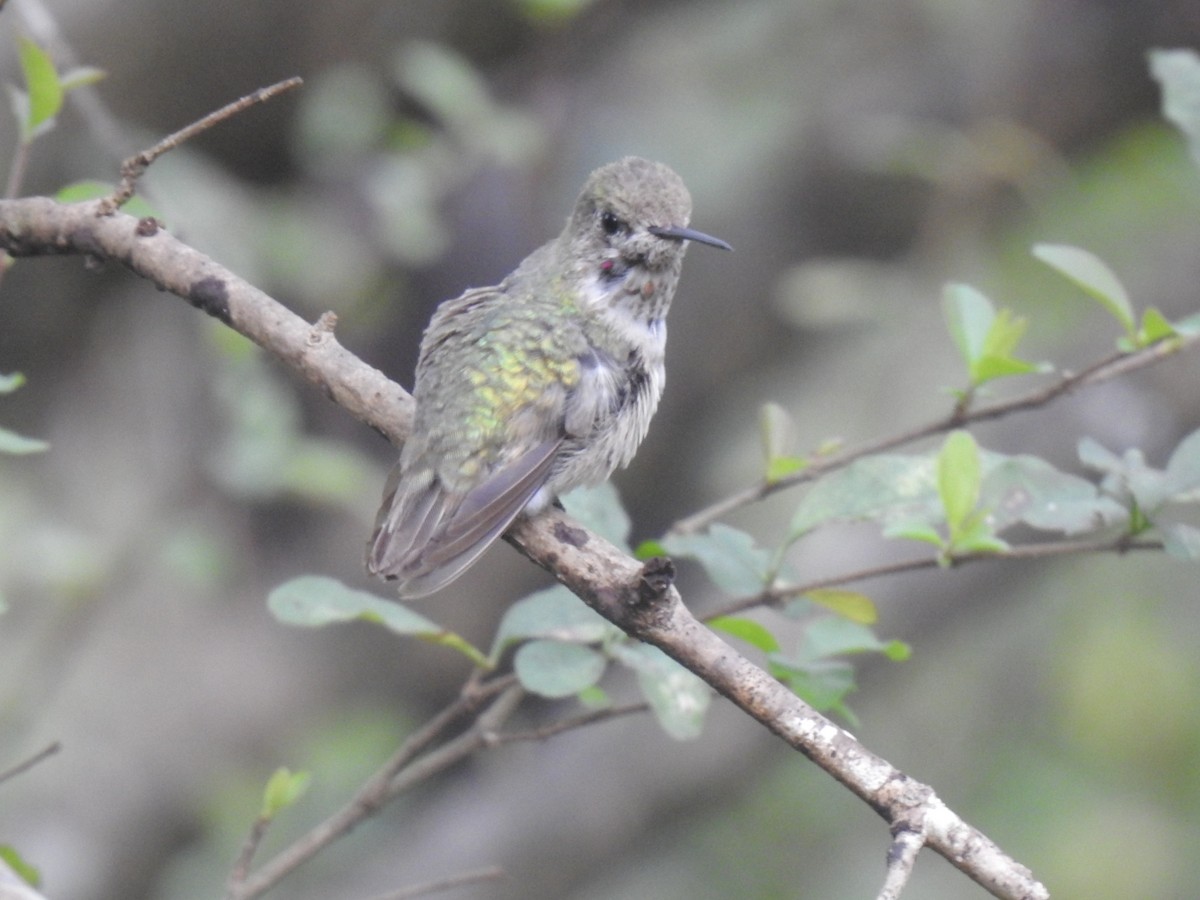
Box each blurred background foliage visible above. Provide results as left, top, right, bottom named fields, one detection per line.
left=2, top=1, right=1200, bottom=898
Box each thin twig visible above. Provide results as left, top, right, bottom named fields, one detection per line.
left=4, top=141, right=30, bottom=201
left=0, top=741, right=61, bottom=786
left=226, top=678, right=521, bottom=900
left=490, top=700, right=650, bottom=745
left=359, top=866, right=505, bottom=900
left=225, top=816, right=271, bottom=894
left=708, top=535, right=1164, bottom=618
left=99, top=77, right=303, bottom=214
left=671, top=336, right=1199, bottom=536
left=878, top=827, right=924, bottom=900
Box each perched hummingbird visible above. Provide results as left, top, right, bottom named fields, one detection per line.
left=368, top=156, right=731, bottom=597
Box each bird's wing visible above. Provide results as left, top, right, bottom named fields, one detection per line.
left=367, top=436, right=562, bottom=598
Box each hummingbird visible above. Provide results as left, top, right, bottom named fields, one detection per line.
left=367, top=156, right=731, bottom=597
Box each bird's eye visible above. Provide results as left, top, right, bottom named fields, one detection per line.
left=599, top=210, right=625, bottom=237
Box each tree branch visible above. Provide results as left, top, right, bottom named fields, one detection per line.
left=226, top=677, right=521, bottom=900
left=710, top=534, right=1164, bottom=618
left=0, top=195, right=1050, bottom=898
left=672, top=335, right=1200, bottom=535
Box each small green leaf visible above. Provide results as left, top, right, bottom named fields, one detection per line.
left=1171, top=311, right=1200, bottom=336
left=883, top=521, right=944, bottom=546
left=492, top=584, right=613, bottom=657
left=938, top=430, right=982, bottom=536
left=805, top=588, right=878, bottom=624
left=766, top=455, right=807, bottom=483
left=1165, top=427, right=1200, bottom=497
left=17, top=38, right=63, bottom=138
left=1149, top=48, right=1200, bottom=169
left=0, top=844, right=40, bottom=887
left=561, top=482, right=631, bottom=551
left=516, top=0, right=596, bottom=24
left=980, top=306, right=1028, bottom=359
left=261, top=767, right=312, bottom=818
left=760, top=401, right=792, bottom=461
left=708, top=616, right=780, bottom=653
left=949, top=516, right=1010, bottom=555
left=767, top=656, right=856, bottom=716
left=1159, top=522, right=1200, bottom=560
left=514, top=640, right=606, bottom=698
left=1032, top=243, right=1135, bottom=336
left=633, top=539, right=667, bottom=559
left=799, top=615, right=898, bottom=660
left=0, top=426, right=49, bottom=455
left=971, top=354, right=1043, bottom=383
left=942, top=282, right=994, bottom=369
left=760, top=402, right=807, bottom=483
left=268, top=576, right=488, bottom=666
left=662, top=524, right=774, bottom=596
left=0, top=372, right=26, bottom=394
left=1138, top=306, right=1177, bottom=344
left=611, top=643, right=710, bottom=740
left=577, top=685, right=610, bottom=708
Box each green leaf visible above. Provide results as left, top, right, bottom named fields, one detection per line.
left=1171, top=311, right=1200, bottom=336
left=633, top=538, right=667, bottom=560
left=1149, top=48, right=1200, bottom=169
left=611, top=643, right=710, bottom=740
left=971, top=353, right=1044, bottom=383
left=17, top=38, right=62, bottom=138
left=986, top=451, right=1128, bottom=534
left=0, top=426, right=48, bottom=455
left=516, top=0, right=596, bottom=24
left=577, top=684, right=609, bottom=708
left=789, top=454, right=942, bottom=541
left=883, top=521, right=945, bottom=547
left=980, top=306, right=1028, bottom=359
left=760, top=401, right=807, bottom=483
left=800, top=615, right=899, bottom=660
left=708, top=616, right=780, bottom=653
left=1158, top=522, right=1200, bottom=560
left=765, top=455, right=807, bottom=483
left=767, top=656, right=856, bottom=716
left=514, top=640, right=606, bottom=698
left=1165, top=427, right=1200, bottom=497
left=949, top=514, right=1010, bottom=555
left=0, top=844, right=40, bottom=887
left=942, top=282, right=994, bottom=369
left=261, top=767, right=312, bottom=818
left=560, top=482, right=631, bottom=551
left=805, top=588, right=878, bottom=624
left=1138, top=306, right=1177, bottom=344
left=492, top=584, right=614, bottom=657
left=662, top=523, right=774, bottom=596
left=1032, top=243, right=1135, bottom=336
left=0, top=372, right=26, bottom=394
left=938, top=430, right=982, bottom=537
left=267, top=576, right=488, bottom=666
